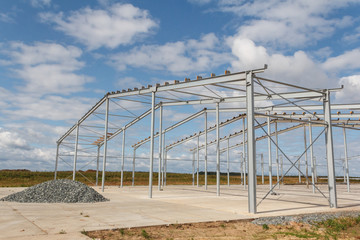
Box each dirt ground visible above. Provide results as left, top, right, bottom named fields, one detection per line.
left=85, top=218, right=360, bottom=240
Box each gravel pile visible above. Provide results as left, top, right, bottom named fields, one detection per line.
left=1, top=179, right=109, bottom=203
left=252, top=211, right=360, bottom=226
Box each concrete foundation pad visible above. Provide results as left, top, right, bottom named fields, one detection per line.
left=1, top=184, right=360, bottom=239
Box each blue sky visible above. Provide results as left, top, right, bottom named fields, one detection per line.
left=1, top=0, right=360, bottom=176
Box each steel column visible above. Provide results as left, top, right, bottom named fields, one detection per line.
left=149, top=91, right=156, bottom=198
left=309, top=121, right=315, bottom=193
left=343, top=125, right=350, bottom=192
left=298, top=157, right=301, bottom=183
left=132, top=148, right=136, bottom=186
left=158, top=105, right=163, bottom=190
left=267, top=114, right=272, bottom=191
left=54, top=143, right=60, bottom=180
left=96, top=145, right=100, bottom=186
left=280, top=155, right=284, bottom=184
left=161, top=132, right=166, bottom=187
left=73, top=121, right=80, bottom=181
left=261, top=153, right=264, bottom=184
left=197, top=135, right=200, bottom=187
left=314, top=156, right=318, bottom=183
left=246, top=71, right=257, bottom=214
left=275, top=121, right=280, bottom=188
left=121, top=128, right=126, bottom=188
left=323, top=90, right=337, bottom=208
left=240, top=152, right=243, bottom=184
left=101, top=97, right=109, bottom=192
left=164, top=149, right=168, bottom=186
left=204, top=111, right=208, bottom=190
left=192, top=151, right=195, bottom=186
left=242, top=117, right=246, bottom=188
left=227, top=138, right=230, bottom=186
left=304, top=125, right=309, bottom=188
left=216, top=102, right=220, bottom=196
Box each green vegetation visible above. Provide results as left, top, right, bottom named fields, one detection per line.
left=0, top=169, right=356, bottom=188
left=272, top=216, right=360, bottom=240
left=262, top=224, right=269, bottom=230
left=141, top=229, right=150, bottom=239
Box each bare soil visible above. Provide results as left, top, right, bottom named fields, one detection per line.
left=85, top=218, right=360, bottom=240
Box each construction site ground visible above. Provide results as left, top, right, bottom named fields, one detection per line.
left=1, top=183, right=360, bottom=239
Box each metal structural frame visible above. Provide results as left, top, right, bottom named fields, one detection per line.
left=55, top=65, right=360, bottom=214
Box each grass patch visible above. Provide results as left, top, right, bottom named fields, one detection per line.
left=141, top=229, right=150, bottom=239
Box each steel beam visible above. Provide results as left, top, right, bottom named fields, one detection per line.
left=162, top=91, right=324, bottom=107
left=107, top=67, right=267, bottom=99
left=58, top=96, right=107, bottom=144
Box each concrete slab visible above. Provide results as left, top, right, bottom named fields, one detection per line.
left=1, top=184, right=360, bottom=239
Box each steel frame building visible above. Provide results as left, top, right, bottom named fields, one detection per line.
left=55, top=65, right=360, bottom=214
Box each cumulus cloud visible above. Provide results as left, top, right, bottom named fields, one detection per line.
left=111, top=33, right=234, bottom=75
left=2, top=42, right=92, bottom=95
left=40, top=3, right=158, bottom=50
left=322, top=49, right=360, bottom=73
left=228, top=37, right=331, bottom=88
left=0, top=130, right=31, bottom=150
left=335, top=75, right=360, bottom=102
left=218, top=0, right=357, bottom=48
left=0, top=128, right=55, bottom=170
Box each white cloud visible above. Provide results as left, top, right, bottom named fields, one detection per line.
left=111, top=33, right=233, bottom=75
left=115, top=76, right=141, bottom=89
left=342, top=26, right=360, bottom=43
left=30, top=0, right=51, bottom=8
left=40, top=3, right=158, bottom=50
left=0, top=128, right=55, bottom=170
left=0, top=12, right=14, bottom=23
left=0, top=130, right=31, bottom=150
left=2, top=42, right=92, bottom=95
left=322, top=49, right=360, bottom=73
left=228, top=37, right=331, bottom=88
left=334, top=75, right=360, bottom=102
left=218, top=0, right=358, bottom=48
left=1, top=94, right=94, bottom=121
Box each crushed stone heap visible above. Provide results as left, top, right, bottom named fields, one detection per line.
left=1, top=179, right=109, bottom=203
